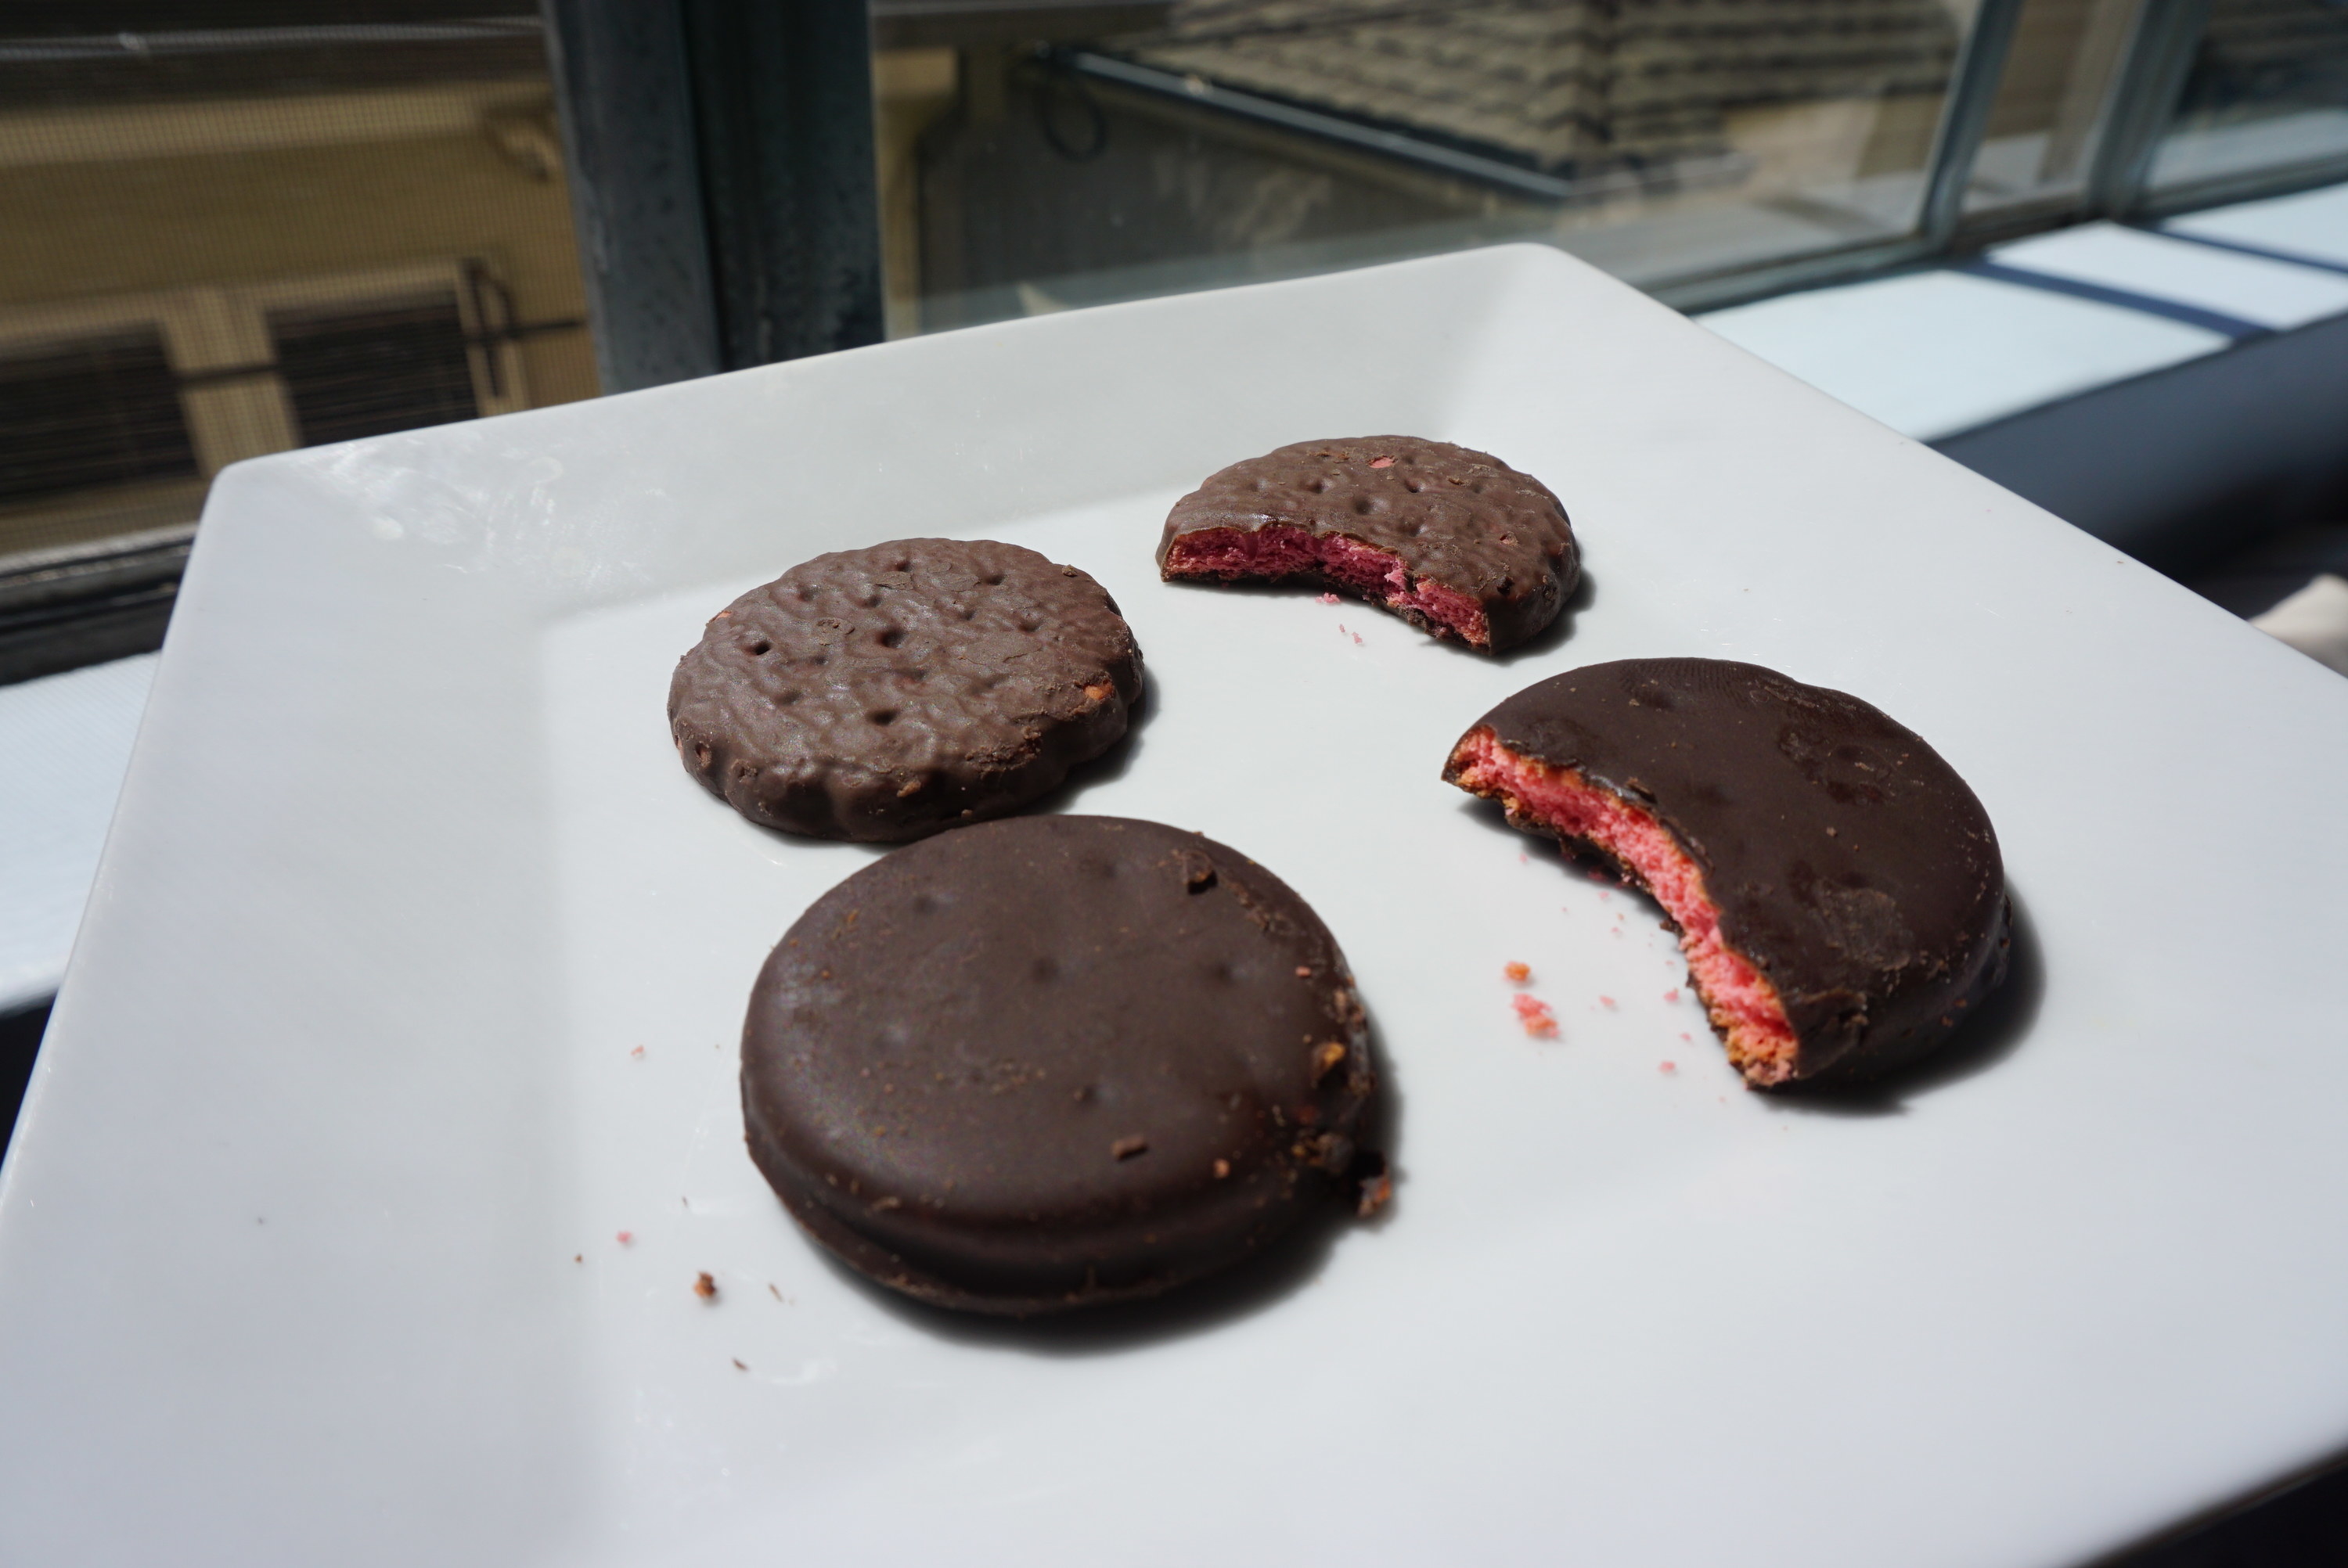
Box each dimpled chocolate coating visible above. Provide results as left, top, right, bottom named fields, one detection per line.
left=668, top=539, right=1141, bottom=842
left=1157, top=436, right=1577, bottom=651
left=740, top=815, right=1379, bottom=1314
left=1466, top=660, right=2009, bottom=1084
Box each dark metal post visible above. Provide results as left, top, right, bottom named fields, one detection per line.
left=539, top=0, right=725, bottom=392
left=541, top=0, right=884, bottom=388
left=1918, top=0, right=2030, bottom=246
left=2087, top=0, right=2212, bottom=216
left=682, top=0, right=885, bottom=366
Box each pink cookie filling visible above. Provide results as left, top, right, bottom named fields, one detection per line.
left=1165, top=524, right=1489, bottom=647
left=1449, top=727, right=1800, bottom=1085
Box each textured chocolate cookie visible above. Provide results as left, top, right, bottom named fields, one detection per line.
left=740, top=815, right=1385, bottom=1315
left=1445, top=659, right=2009, bottom=1088
left=1158, top=436, right=1576, bottom=652
left=669, top=539, right=1142, bottom=842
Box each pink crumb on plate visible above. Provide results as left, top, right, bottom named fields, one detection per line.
left=1599, top=995, right=1617, bottom=1009
left=616, top=1231, right=633, bottom=1245
left=1316, top=592, right=1340, bottom=605
left=1660, top=1061, right=1676, bottom=1074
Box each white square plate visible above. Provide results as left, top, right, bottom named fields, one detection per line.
left=6, top=246, right=2347, bottom=1568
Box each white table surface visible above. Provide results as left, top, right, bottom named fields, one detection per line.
left=0, top=654, right=157, bottom=1016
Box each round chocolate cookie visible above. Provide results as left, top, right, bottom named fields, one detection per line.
left=669, top=539, right=1142, bottom=842
left=1157, top=436, right=1576, bottom=653
left=740, top=815, right=1383, bottom=1315
left=1445, top=659, right=2009, bottom=1088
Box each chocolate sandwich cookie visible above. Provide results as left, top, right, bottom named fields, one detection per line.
left=1445, top=659, right=2008, bottom=1088
left=669, top=539, right=1142, bottom=842
left=740, top=815, right=1383, bottom=1315
left=1157, top=436, right=1576, bottom=653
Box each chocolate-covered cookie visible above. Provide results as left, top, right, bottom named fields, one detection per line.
left=740, top=815, right=1384, bottom=1315
left=1157, top=436, right=1576, bottom=652
left=1445, top=659, right=2008, bottom=1088
left=669, top=539, right=1142, bottom=842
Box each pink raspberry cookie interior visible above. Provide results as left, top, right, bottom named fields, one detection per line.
left=1162, top=524, right=1489, bottom=648
left=1448, top=726, right=1800, bottom=1085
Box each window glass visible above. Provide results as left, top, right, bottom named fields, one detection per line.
left=0, top=11, right=596, bottom=563
left=877, top=0, right=1990, bottom=334
left=2146, top=0, right=2348, bottom=196
left=1963, top=0, right=2142, bottom=218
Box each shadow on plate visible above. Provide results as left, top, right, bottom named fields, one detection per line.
left=1486, top=564, right=1594, bottom=666
left=1015, top=663, right=1157, bottom=819
left=808, top=1008, right=1406, bottom=1357
left=1766, top=887, right=2043, bottom=1117
left=1453, top=796, right=2043, bottom=1109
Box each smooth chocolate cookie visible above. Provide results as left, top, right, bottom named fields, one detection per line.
left=1158, top=436, right=1576, bottom=652
left=740, top=815, right=1384, bottom=1315
left=1446, top=659, right=2008, bottom=1088
left=669, top=539, right=1142, bottom=842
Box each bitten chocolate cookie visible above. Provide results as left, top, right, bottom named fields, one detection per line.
left=1157, top=436, right=1576, bottom=652
left=1445, top=659, right=2009, bottom=1088
left=740, top=815, right=1385, bottom=1315
left=668, top=539, right=1142, bottom=842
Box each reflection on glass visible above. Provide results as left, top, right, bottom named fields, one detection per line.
left=0, top=16, right=595, bottom=563
left=1963, top=0, right=2141, bottom=215
left=2148, top=0, right=2348, bottom=194
left=880, top=0, right=1978, bottom=332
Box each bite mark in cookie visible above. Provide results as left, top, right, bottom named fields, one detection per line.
left=1158, top=437, right=1576, bottom=653
left=1446, top=659, right=2009, bottom=1088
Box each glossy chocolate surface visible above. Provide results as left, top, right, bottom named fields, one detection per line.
left=1158, top=436, right=1576, bottom=651
left=740, top=815, right=1379, bottom=1314
left=668, top=539, right=1141, bottom=842
left=1450, top=659, right=2009, bottom=1084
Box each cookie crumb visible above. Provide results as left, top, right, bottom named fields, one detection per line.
left=1111, top=1135, right=1149, bottom=1160
left=629, top=1045, right=644, bottom=1059
left=1660, top=1060, right=1676, bottom=1074
left=1503, top=961, right=1532, bottom=984
left=1312, top=1041, right=1349, bottom=1081
left=1316, top=592, right=1340, bottom=605
left=768, top=1282, right=784, bottom=1302
left=1599, top=994, right=1617, bottom=1009
left=1663, top=989, right=1680, bottom=1002
left=616, top=1231, right=633, bottom=1245
left=693, top=1271, right=718, bottom=1301
left=573, top=1253, right=582, bottom=1264
left=732, top=1358, right=748, bottom=1371
left=1511, top=993, right=1558, bottom=1037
